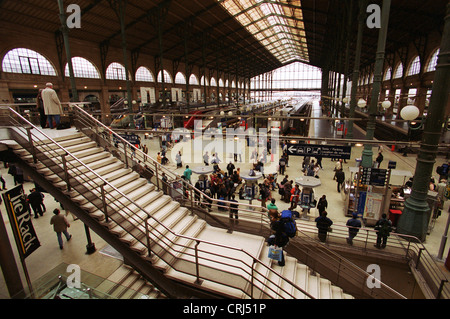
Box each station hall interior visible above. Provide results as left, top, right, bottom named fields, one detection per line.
left=0, top=0, right=449, bottom=301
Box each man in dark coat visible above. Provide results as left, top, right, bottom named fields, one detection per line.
left=28, top=188, right=44, bottom=218
left=315, top=211, right=333, bottom=242
left=335, top=169, right=345, bottom=193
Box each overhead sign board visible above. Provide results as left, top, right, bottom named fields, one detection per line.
left=361, top=167, right=388, bottom=187
left=286, top=143, right=351, bottom=160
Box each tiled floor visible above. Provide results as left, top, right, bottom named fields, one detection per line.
left=0, top=102, right=449, bottom=299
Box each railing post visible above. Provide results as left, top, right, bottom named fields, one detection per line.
left=437, top=279, right=448, bottom=299
left=416, top=247, right=425, bottom=269
left=100, top=183, right=108, bottom=223
left=145, top=218, right=152, bottom=259
left=26, top=126, right=37, bottom=164
left=154, top=161, right=160, bottom=190
left=251, top=258, right=257, bottom=299
left=61, top=153, right=70, bottom=191
left=195, top=240, right=202, bottom=284
left=124, top=144, right=129, bottom=168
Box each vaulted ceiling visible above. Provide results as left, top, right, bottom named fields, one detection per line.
left=0, top=0, right=447, bottom=78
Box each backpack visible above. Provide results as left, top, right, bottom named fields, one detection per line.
left=280, top=210, right=297, bottom=238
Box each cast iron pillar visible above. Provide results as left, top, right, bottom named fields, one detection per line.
left=361, top=0, right=391, bottom=168
left=397, top=3, right=450, bottom=241
left=57, top=0, right=79, bottom=102
left=347, top=0, right=369, bottom=140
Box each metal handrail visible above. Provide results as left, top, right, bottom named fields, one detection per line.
left=294, top=220, right=449, bottom=299
left=1, top=107, right=315, bottom=299
left=72, top=103, right=270, bottom=220
left=70, top=104, right=410, bottom=299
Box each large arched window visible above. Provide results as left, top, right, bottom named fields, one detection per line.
left=426, top=48, right=440, bottom=72
left=106, top=62, right=129, bottom=80
left=65, top=57, right=100, bottom=79
left=174, top=72, right=186, bottom=84
left=383, top=67, right=392, bottom=81
left=407, top=56, right=421, bottom=76
left=218, top=78, right=224, bottom=87
left=200, top=76, right=209, bottom=86
left=157, top=70, right=172, bottom=83
left=393, top=62, right=403, bottom=79
left=210, top=77, right=217, bottom=87
left=2, top=48, right=57, bottom=76
left=135, top=66, right=154, bottom=82
left=189, top=74, right=199, bottom=85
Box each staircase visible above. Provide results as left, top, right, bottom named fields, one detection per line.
left=2, top=126, right=354, bottom=299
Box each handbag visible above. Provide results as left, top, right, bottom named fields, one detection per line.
left=268, top=246, right=283, bottom=261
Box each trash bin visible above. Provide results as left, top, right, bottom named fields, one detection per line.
left=355, top=158, right=362, bottom=167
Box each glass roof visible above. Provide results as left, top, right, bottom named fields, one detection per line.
left=216, top=0, right=309, bottom=64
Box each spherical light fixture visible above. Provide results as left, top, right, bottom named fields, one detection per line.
left=400, top=105, right=420, bottom=121
left=228, top=111, right=233, bottom=116
left=357, top=99, right=367, bottom=108
left=342, top=97, right=349, bottom=104
left=220, top=111, right=225, bottom=116
left=381, top=100, right=391, bottom=109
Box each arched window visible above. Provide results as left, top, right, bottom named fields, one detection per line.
left=426, top=49, right=440, bottom=72
left=218, top=78, right=224, bottom=87
left=106, top=62, right=128, bottom=80
left=393, top=63, right=403, bottom=79
left=174, top=72, right=186, bottom=84
left=2, top=48, right=56, bottom=76
left=231, top=80, right=236, bottom=88
left=135, top=66, right=154, bottom=82
left=200, top=76, right=209, bottom=86
left=210, top=77, right=217, bottom=87
left=407, top=56, right=421, bottom=76
left=65, top=57, right=100, bottom=79
left=189, top=74, right=199, bottom=85
left=383, top=67, right=392, bottom=81
left=157, top=70, right=172, bottom=83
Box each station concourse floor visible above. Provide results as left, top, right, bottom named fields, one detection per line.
left=0, top=101, right=449, bottom=299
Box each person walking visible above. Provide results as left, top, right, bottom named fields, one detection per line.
left=28, top=188, right=45, bottom=219
left=316, top=195, right=328, bottom=214
left=41, top=83, right=63, bottom=129
left=335, top=169, right=345, bottom=193
left=315, top=211, right=333, bottom=242
left=375, top=152, right=384, bottom=168
left=346, top=213, right=362, bottom=245
left=374, top=213, right=392, bottom=249
left=50, top=208, right=72, bottom=249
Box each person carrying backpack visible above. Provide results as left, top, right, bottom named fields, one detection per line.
left=374, top=214, right=392, bottom=248
left=269, top=210, right=297, bottom=266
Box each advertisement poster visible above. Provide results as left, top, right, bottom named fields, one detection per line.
left=2, top=185, right=40, bottom=259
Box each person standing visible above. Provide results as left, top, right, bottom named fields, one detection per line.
left=36, top=89, right=47, bottom=128
left=346, top=213, right=362, bottom=245
left=315, top=211, right=333, bottom=242
left=50, top=208, right=72, bottom=249
left=374, top=214, right=392, bottom=249
left=41, top=83, right=63, bottom=129
left=176, top=151, right=182, bottom=168
left=229, top=194, right=239, bottom=224
left=183, top=165, right=192, bottom=184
